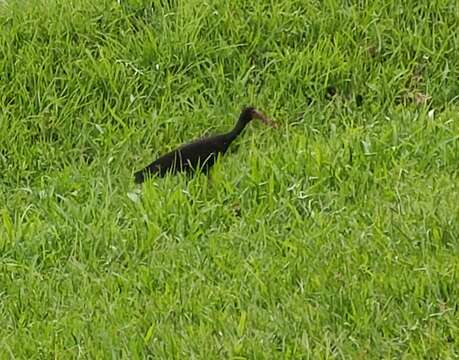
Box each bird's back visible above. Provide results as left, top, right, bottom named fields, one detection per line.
left=174, top=134, right=231, bottom=171
left=135, top=134, right=231, bottom=182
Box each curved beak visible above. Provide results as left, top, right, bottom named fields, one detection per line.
left=253, top=110, right=278, bottom=128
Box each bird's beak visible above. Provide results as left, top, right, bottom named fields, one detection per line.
left=253, top=110, right=278, bottom=128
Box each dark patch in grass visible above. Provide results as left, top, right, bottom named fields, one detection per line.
left=325, top=85, right=337, bottom=100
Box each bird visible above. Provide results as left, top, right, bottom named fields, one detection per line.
left=134, top=106, right=276, bottom=184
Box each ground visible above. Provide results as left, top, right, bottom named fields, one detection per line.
left=0, top=0, right=458, bottom=358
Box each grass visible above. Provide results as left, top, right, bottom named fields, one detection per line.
left=0, top=0, right=458, bottom=358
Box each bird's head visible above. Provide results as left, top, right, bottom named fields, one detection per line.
left=240, top=106, right=277, bottom=128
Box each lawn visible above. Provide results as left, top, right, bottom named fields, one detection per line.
left=0, top=0, right=458, bottom=358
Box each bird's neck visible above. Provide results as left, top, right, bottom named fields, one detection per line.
left=225, top=115, right=250, bottom=141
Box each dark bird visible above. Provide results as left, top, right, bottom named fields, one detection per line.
left=134, top=106, right=276, bottom=184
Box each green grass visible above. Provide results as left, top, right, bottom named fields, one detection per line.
left=1, top=0, right=458, bottom=358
